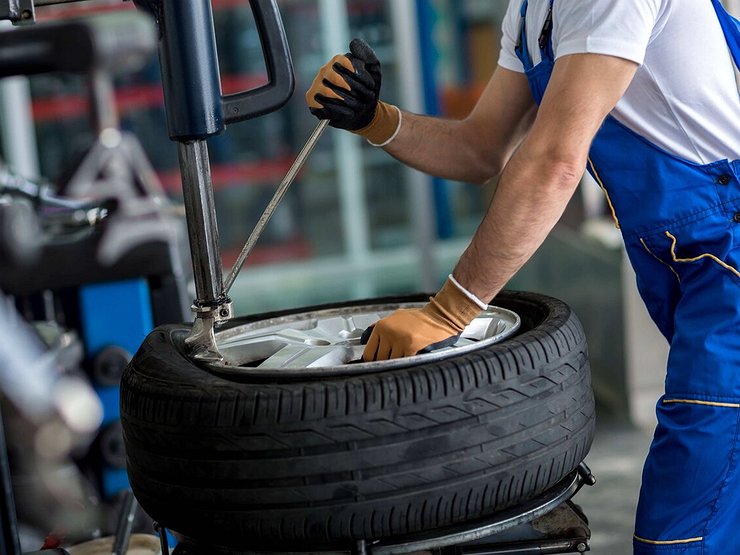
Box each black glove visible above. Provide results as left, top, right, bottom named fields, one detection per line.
left=306, top=38, right=382, bottom=131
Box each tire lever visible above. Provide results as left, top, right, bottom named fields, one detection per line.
left=223, top=119, right=329, bottom=295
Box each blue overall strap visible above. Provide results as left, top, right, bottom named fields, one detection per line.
left=711, top=0, right=740, bottom=72
left=515, top=0, right=534, bottom=71
left=515, top=0, right=555, bottom=71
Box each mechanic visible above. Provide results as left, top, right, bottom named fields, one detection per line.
left=306, top=0, right=740, bottom=552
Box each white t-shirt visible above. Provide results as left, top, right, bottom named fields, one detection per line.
left=498, top=0, right=740, bottom=165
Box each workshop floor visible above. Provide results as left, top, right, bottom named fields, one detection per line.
left=578, top=417, right=653, bottom=554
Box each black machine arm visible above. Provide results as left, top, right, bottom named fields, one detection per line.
left=135, top=0, right=295, bottom=141
left=222, top=0, right=295, bottom=124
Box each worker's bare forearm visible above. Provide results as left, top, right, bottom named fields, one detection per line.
left=382, top=112, right=504, bottom=184
left=380, top=67, right=536, bottom=185
left=453, top=146, right=583, bottom=302
left=453, top=53, right=639, bottom=303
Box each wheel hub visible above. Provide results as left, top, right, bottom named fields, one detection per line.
left=210, top=302, right=521, bottom=372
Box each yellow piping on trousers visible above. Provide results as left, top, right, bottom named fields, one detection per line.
left=663, top=399, right=740, bottom=408
left=587, top=158, right=620, bottom=229
left=634, top=535, right=703, bottom=545
left=665, top=231, right=740, bottom=280
left=640, top=238, right=681, bottom=283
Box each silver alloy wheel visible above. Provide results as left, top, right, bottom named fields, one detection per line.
left=212, top=302, right=521, bottom=372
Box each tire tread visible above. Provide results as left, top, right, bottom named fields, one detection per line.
left=121, top=291, right=595, bottom=549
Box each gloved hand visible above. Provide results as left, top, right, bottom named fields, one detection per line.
left=306, top=38, right=401, bottom=146
left=361, top=276, right=486, bottom=361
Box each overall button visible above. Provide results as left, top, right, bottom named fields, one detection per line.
left=733, top=213, right=740, bottom=223
left=718, top=174, right=732, bottom=185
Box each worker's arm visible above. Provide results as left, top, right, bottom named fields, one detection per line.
left=382, top=69, right=536, bottom=184
left=453, top=53, right=637, bottom=300
left=362, top=53, right=639, bottom=360
left=307, top=39, right=536, bottom=184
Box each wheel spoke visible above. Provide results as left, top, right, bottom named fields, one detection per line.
left=220, top=328, right=309, bottom=348
left=258, top=344, right=354, bottom=369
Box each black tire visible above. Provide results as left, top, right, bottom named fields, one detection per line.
left=121, top=291, right=594, bottom=551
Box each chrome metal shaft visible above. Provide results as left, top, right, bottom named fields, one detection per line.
left=177, top=140, right=225, bottom=306
left=223, top=119, right=328, bottom=294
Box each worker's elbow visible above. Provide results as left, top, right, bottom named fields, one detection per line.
left=457, top=120, right=506, bottom=185
left=528, top=145, right=585, bottom=193
left=465, top=152, right=506, bottom=186
left=540, top=157, right=582, bottom=188
left=547, top=157, right=584, bottom=192
left=470, top=163, right=504, bottom=186
left=524, top=132, right=588, bottom=191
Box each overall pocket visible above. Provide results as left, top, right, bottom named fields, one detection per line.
left=639, top=208, right=740, bottom=286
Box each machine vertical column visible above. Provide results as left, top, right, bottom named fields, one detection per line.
left=177, top=141, right=225, bottom=307
left=140, top=0, right=294, bottom=359
left=156, top=0, right=227, bottom=313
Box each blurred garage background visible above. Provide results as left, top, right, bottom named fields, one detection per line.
left=2, top=1, right=740, bottom=553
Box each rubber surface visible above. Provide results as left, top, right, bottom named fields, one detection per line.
left=121, top=291, right=594, bottom=550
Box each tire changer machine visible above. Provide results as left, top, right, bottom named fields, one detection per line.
left=0, top=1, right=595, bottom=553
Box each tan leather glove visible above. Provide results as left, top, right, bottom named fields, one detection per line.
left=362, top=277, right=486, bottom=361
left=306, top=38, right=400, bottom=146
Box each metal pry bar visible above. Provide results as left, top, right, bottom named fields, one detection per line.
left=223, top=119, right=329, bottom=294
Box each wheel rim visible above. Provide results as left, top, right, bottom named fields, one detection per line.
left=210, top=302, right=520, bottom=373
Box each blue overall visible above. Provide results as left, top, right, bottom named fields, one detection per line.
left=515, top=1, right=740, bottom=552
